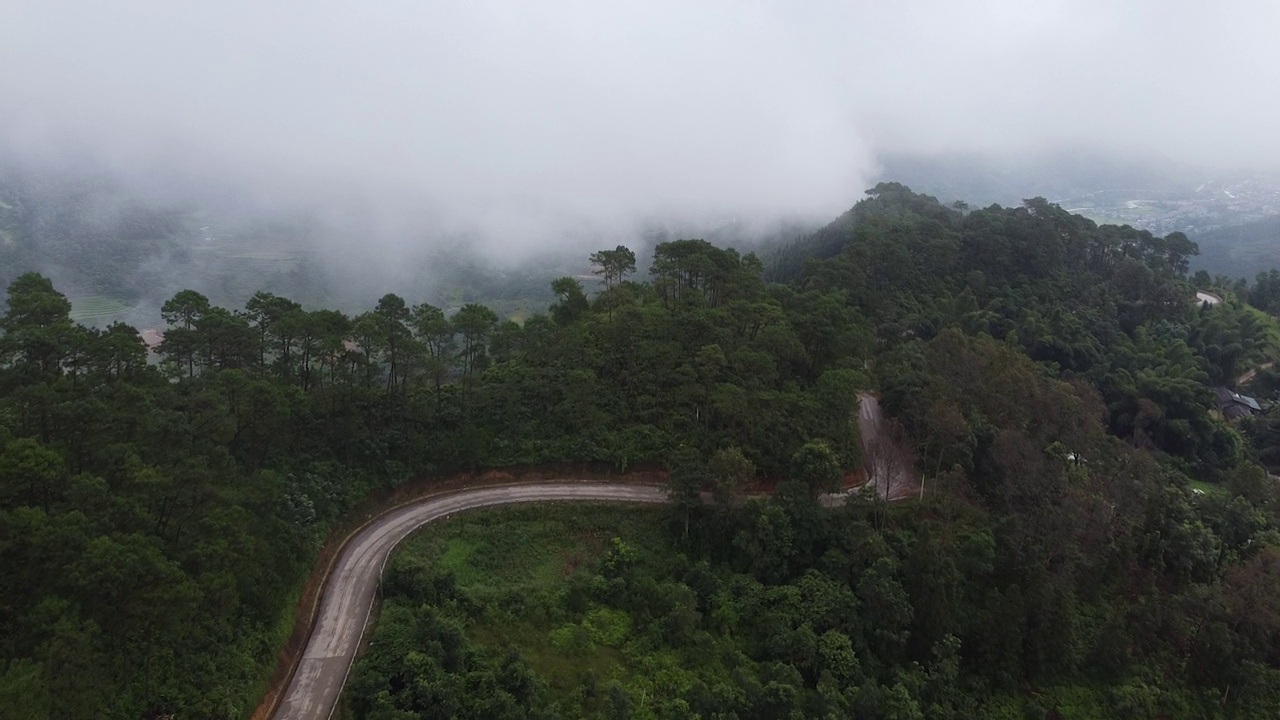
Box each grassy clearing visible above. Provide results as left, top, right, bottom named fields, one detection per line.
left=1189, top=478, right=1230, bottom=498
left=489, top=301, right=541, bottom=323
left=470, top=619, right=630, bottom=696
left=69, top=295, right=133, bottom=321
left=217, top=248, right=308, bottom=261
left=197, top=243, right=308, bottom=262
left=389, top=503, right=668, bottom=694
left=396, top=503, right=664, bottom=594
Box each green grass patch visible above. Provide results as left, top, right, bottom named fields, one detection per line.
left=435, top=536, right=478, bottom=575
left=1189, top=478, right=1229, bottom=497
left=69, top=295, right=134, bottom=321
left=219, top=249, right=307, bottom=261
left=385, top=503, right=668, bottom=698
left=470, top=618, right=628, bottom=696
left=393, top=503, right=663, bottom=592
left=198, top=243, right=308, bottom=262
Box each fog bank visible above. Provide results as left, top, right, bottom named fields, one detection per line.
left=2, top=1, right=1277, bottom=260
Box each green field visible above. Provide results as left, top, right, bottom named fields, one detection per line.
left=1081, top=213, right=1134, bottom=227
left=1188, top=478, right=1229, bottom=497
left=69, top=295, right=134, bottom=322
left=213, top=247, right=308, bottom=261
left=359, top=503, right=668, bottom=713
left=0, top=200, right=15, bottom=246
left=197, top=244, right=310, bottom=268
left=395, top=503, right=663, bottom=588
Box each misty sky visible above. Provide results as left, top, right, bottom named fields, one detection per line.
left=2, top=0, right=1278, bottom=253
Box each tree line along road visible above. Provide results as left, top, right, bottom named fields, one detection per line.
left=270, top=396, right=901, bottom=719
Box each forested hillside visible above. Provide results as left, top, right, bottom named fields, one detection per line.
left=1193, top=214, right=1280, bottom=282
left=3, top=184, right=1280, bottom=718
left=0, top=165, right=569, bottom=328
left=0, top=167, right=185, bottom=302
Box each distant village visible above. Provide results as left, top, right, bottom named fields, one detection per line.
left=1062, top=177, right=1280, bottom=237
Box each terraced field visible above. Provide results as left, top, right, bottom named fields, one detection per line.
left=0, top=199, right=16, bottom=246
left=214, top=247, right=309, bottom=262
left=69, top=296, right=134, bottom=322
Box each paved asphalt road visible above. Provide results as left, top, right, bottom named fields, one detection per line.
left=272, top=483, right=668, bottom=720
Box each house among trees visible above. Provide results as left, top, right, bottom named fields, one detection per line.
left=1215, top=387, right=1263, bottom=420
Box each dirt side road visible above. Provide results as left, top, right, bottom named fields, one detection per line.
left=272, top=483, right=667, bottom=720
left=1237, top=361, right=1273, bottom=387
left=857, top=392, right=919, bottom=500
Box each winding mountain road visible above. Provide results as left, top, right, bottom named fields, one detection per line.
left=271, top=483, right=668, bottom=720
left=269, top=393, right=905, bottom=720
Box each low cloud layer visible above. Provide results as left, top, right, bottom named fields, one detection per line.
left=2, top=1, right=1277, bottom=257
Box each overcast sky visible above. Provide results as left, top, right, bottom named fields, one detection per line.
left=2, top=0, right=1277, bottom=253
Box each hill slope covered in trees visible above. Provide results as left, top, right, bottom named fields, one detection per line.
left=1193, top=214, right=1280, bottom=282
left=2, top=184, right=1280, bottom=717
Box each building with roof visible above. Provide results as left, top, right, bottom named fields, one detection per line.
left=1215, top=387, right=1262, bottom=421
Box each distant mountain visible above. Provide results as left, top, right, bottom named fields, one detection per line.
left=0, top=164, right=187, bottom=305
left=1192, top=214, right=1280, bottom=280
left=763, top=182, right=958, bottom=282
left=0, top=160, right=573, bottom=324
left=876, top=149, right=1280, bottom=276
left=873, top=147, right=1204, bottom=207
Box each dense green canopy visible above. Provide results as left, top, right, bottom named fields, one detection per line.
left=2, top=184, right=1279, bottom=718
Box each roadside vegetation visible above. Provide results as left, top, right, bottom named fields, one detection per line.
left=3, top=184, right=1280, bottom=717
